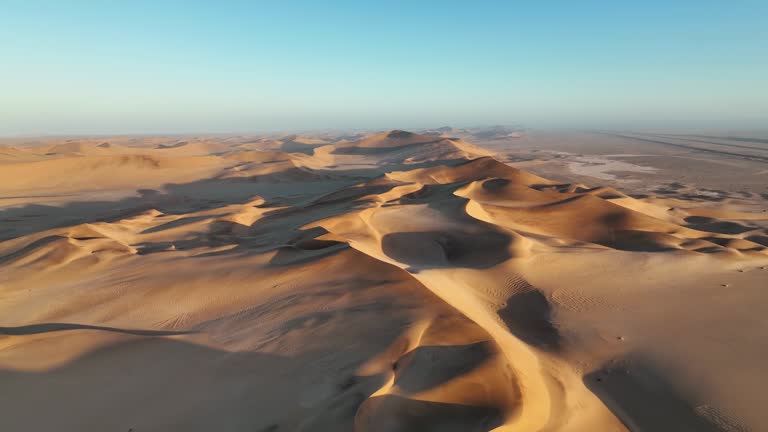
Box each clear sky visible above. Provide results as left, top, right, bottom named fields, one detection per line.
left=1, top=0, right=767, bottom=135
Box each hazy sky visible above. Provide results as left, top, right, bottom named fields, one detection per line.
left=2, top=0, right=767, bottom=135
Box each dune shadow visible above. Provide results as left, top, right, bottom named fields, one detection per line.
left=0, top=235, right=68, bottom=264
left=0, top=335, right=393, bottom=432
left=0, top=323, right=195, bottom=337
left=745, top=234, right=768, bottom=246
left=381, top=230, right=511, bottom=270
left=0, top=164, right=385, bottom=242
left=684, top=216, right=756, bottom=234
left=498, top=287, right=561, bottom=351
left=602, top=230, right=680, bottom=252
left=331, top=139, right=449, bottom=155
left=392, top=342, right=494, bottom=393
left=0, top=339, right=325, bottom=431
left=355, top=394, right=503, bottom=432
left=140, top=215, right=213, bottom=234
left=585, top=357, right=728, bottom=432
left=268, top=229, right=348, bottom=266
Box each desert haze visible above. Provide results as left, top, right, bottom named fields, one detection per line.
left=0, top=129, right=766, bottom=431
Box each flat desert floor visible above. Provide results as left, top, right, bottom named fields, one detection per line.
left=1, top=128, right=767, bottom=431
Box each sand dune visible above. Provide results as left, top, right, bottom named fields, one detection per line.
left=331, top=130, right=494, bottom=164
left=1, top=131, right=767, bottom=431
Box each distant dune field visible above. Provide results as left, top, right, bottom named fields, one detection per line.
left=1, top=130, right=767, bottom=431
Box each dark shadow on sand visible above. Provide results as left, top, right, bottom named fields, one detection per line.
left=393, top=342, right=494, bottom=393
left=585, top=356, right=729, bottom=432
left=0, top=323, right=196, bottom=337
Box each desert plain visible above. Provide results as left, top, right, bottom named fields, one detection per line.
left=1, top=128, right=767, bottom=431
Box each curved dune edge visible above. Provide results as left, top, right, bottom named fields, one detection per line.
left=303, top=155, right=766, bottom=430
left=311, top=198, right=624, bottom=431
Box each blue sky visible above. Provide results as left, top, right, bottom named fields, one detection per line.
left=1, top=0, right=767, bottom=135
